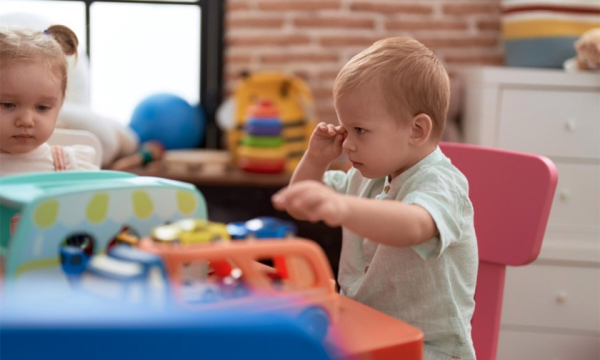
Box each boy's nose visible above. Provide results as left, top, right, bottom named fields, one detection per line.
left=342, top=136, right=355, bottom=152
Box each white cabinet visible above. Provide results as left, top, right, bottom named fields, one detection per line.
left=461, top=66, right=600, bottom=360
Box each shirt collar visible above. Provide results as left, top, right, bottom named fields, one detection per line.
left=385, top=146, right=444, bottom=189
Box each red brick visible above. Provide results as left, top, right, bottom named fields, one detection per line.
left=477, top=20, right=501, bottom=31
left=418, top=36, right=499, bottom=48
left=443, top=3, right=500, bottom=15
left=258, top=1, right=341, bottom=11
left=227, top=34, right=311, bottom=47
left=386, top=20, right=469, bottom=31
left=319, top=36, right=381, bottom=47
left=312, top=87, right=334, bottom=99
left=316, top=101, right=334, bottom=113
left=227, top=1, right=250, bottom=12
left=225, top=53, right=252, bottom=65
left=316, top=100, right=335, bottom=109
left=224, top=71, right=247, bottom=85
left=260, top=53, right=339, bottom=64
left=293, top=17, right=375, bottom=29
left=223, top=0, right=507, bottom=97
left=350, top=2, right=433, bottom=15
left=292, top=71, right=311, bottom=82
left=318, top=70, right=341, bottom=81
left=444, top=54, right=505, bottom=65
left=227, top=17, right=284, bottom=29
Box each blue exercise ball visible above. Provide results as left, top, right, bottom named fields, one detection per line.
left=130, top=93, right=205, bottom=150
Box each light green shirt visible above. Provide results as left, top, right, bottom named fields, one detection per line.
left=324, top=147, right=478, bottom=360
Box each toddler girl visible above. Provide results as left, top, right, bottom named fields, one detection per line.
left=0, top=25, right=98, bottom=175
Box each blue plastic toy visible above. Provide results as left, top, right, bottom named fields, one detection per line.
left=130, top=93, right=205, bottom=150
left=78, top=245, right=171, bottom=307
left=227, top=216, right=297, bottom=239
left=0, top=291, right=336, bottom=360
left=244, top=118, right=283, bottom=136
left=59, top=246, right=91, bottom=282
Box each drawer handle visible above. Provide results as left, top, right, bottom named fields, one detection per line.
left=565, top=120, right=576, bottom=131
left=556, top=292, right=568, bottom=304
left=559, top=190, right=570, bottom=202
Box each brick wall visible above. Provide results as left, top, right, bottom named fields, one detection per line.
left=225, top=0, right=504, bottom=125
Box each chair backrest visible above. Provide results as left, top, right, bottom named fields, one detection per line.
left=440, top=142, right=558, bottom=360
left=47, top=128, right=103, bottom=167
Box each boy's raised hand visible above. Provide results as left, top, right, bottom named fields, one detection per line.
left=272, top=180, right=347, bottom=227
left=306, top=122, right=347, bottom=165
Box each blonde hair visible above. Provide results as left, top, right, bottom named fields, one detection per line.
left=0, top=24, right=78, bottom=96
left=333, top=37, right=450, bottom=140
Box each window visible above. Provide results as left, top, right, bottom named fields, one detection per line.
left=0, top=0, right=224, bottom=148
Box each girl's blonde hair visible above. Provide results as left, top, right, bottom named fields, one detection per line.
left=0, top=24, right=78, bottom=97
left=333, top=37, right=450, bottom=140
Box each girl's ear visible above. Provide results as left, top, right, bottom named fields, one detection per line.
left=409, top=113, right=433, bottom=146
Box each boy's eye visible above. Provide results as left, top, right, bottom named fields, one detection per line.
left=36, top=105, right=51, bottom=111
left=355, top=127, right=366, bottom=135
left=0, top=102, right=15, bottom=109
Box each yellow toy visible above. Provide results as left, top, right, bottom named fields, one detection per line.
left=151, top=219, right=230, bottom=245
left=228, top=72, right=317, bottom=172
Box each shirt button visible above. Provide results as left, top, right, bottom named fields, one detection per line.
left=364, top=265, right=369, bottom=273
left=384, top=185, right=390, bottom=193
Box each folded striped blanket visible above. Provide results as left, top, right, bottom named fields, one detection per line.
left=502, top=0, right=600, bottom=68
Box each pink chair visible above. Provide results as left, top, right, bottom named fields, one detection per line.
left=440, top=142, right=558, bottom=360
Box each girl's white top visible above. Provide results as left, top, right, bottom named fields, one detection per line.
left=0, top=143, right=99, bottom=176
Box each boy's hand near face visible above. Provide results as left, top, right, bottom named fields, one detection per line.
left=290, top=122, right=347, bottom=185
left=307, top=122, right=347, bottom=166
left=272, top=180, right=346, bottom=227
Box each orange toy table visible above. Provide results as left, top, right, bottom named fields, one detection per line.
left=327, top=296, right=424, bottom=360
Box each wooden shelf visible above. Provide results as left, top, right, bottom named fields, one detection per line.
left=128, top=149, right=292, bottom=187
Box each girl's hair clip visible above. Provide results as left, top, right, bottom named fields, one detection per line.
left=43, top=29, right=50, bottom=35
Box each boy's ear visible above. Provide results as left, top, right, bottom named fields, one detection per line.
left=409, top=113, right=433, bottom=146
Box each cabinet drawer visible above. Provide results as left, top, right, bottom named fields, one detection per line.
left=501, top=264, right=600, bottom=332
left=547, top=163, right=600, bottom=232
left=498, top=88, right=600, bottom=159
left=497, top=330, right=600, bottom=360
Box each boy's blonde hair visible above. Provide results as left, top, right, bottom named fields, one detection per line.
left=333, top=37, right=450, bottom=141
left=0, top=25, right=78, bottom=97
